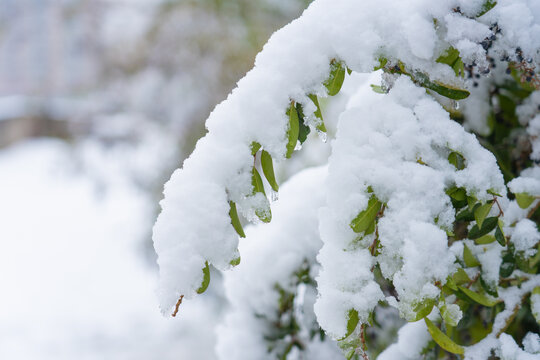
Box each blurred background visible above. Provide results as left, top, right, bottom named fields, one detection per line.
left=0, top=0, right=313, bottom=358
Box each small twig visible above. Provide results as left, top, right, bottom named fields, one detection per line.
left=359, top=324, right=370, bottom=360
left=172, top=295, right=184, bottom=317
left=493, top=197, right=504, bottom=217
left=466, top=273, right=481, bottom=289
left=496, top=295, right=526, bottom=337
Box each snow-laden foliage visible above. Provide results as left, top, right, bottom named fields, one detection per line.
left=153, top=0, right=540, bottom=358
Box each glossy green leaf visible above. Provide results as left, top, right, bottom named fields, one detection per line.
left=495, top=224, right=506, bottom=246
left=261, top=151, right=279, bottom=192
left=411, top=71, right=470, bottom=100
left=448, top=151, right=466, bottom=170
left=350, top=195, right=382, bottom=233
left=296, top=103, right=311, bottom=144
left=453, top=268, right=471, bottom=285
left=229, top=201, right=245, bottom=238
left=286, top=102, right=299, bottom=158
left=468, top=217, right=498, bottom=239
left=411, top=299, right=436, bottom=321
left=474, top=234, right=496, bottom=245
left=437, top=47, right=460, bottom=67
left=307, top=94, right=326, bottom=133
left=474, top=202, right=493, bottom=228
left=447, top=187, right=467, bottom=201
left=480, top=276, right=498, bottom=297
left=252, top=167, right=266, bottom=196
left=424, top=318, right=464, bottom=355
left=458, top=286, right=497, bottom=307
left=463, top=244, right=481, bottom=267
left=324, top=61, right=346, bottom=96
left=515, top=192, right=536, bottom=209
left=196, top=262, right=210, bottom=294
left=339, top=309, right=359, bottom=340
left=440, top=303, right=460, bottom=327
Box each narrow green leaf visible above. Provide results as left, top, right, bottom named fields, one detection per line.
left=437, top=47, right=460, bottom=67
left=261, top=150, right=279, bottom=192
left=480, top=276, right=498, bottom=297
left=370, top=84, right=385, bottom=94
left=424, top=318, right=465, bottom=355
left=474, top=202, right=493, bottom=228
left=468, top=217, right=498, bottom=239
left=447, top=187, right=467, bottom=201
left=373, top=57, right=388, bottom=71
left=458, top=286, right=497, bottom=307
left=345, top=309, right=359, bottom=338
left=446, top=276, right=458, bottom=291
left=286, top=102, right=299, bottom=158
left=196, top=262, right=210, bottom=294
left=448, top=151, right=466, bottom=170
left=474, top=234, right=496, bottom=245
left=307, top=94, right=326, bottom=133
left=411, top=71, right=470, bottom=100
left=467, top=196, right=477, bottom=211
left=487, top=189, right=502, bottom=197
left=463, top=244, right=481, bottom=267
left=515, top=193, right=536, bottom=209
left=229, top=201, right=245, bottom=238
left=411, top=299, right=436, bottom=321
left=324, top=61, right=346, bottom=96
left=296, top=103, right=311, bottom=144
left=252, top=167, right=266, bottom=196
left=495, top=223, right=506, bottom=246
left=350, top=196, right=382, bottom=233
left=453, top=268, right=471, bottom=285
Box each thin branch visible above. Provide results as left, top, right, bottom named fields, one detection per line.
left=172, top=295, right=184, bottom=317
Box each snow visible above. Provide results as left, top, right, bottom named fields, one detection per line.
left=511, top=219, right=540, bottom=254
left=377, top=320, right=430, bottom=360
left=0, top=139, right=221, bottom=359
left=216, top=166, right=342, bottom=359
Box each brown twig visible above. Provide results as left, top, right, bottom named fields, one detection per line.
left=172, top=295, right=184, bottom=317
left=360, top=324, right=370, bottom=360
left=493, top=197, right=504, bottom=217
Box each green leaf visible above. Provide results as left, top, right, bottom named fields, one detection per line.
left=495, top=223, right=506, bottom=246
left=350, top=195, right=382, bottom=233
left=468, top=217, right=498, bottom=239
left=339, top=309, right=359, bottom=340
left=370, top=84, right=385, bottom=94
left=250, top=141, right=261, bottom=156
left=456, top=208, right=475, bottom=222
left=411, top=71, right=470, bottom=100
left=453, top=268, right=471, bottom=285
left=463, top=244, right=481, bottom=267
left=437, top=47, right=460, bottom=67
left=296, top=103, right=311, bottom=144
left=448, top=151, right=466, bottom=170
left=196, top=262, right=210, bottom=294
left=285, top=102, right=300, bottom=158
left=411, top=299, right=436, bottom=321
left=447, top=187, right=466, bottom=201
left=445, top=276, right=458, bottom=291
left=458, top=286, right=497, bottom=307
left=252, top=167, right=266, bottom=196
left=424, top=318, right=464, bottom=355
left=475, top=0, right=497, bottom=17
left=474, top=202, right=493, bottom=228
left=440, top=303, right=460, bottom=327
left=515, top=193, right=536, bottom=209
left=487, top=189, right=502, bottom=197
left=467, top=196, right=478, bottom=211
left=229, top=201, right=245, bottom=238
left=229, top=256, right=241, bottom=267
left=324, top=61, right=346, bottom=96
left=474, top=234, right=496, bottom=245
left=480, top=276, right=498, bottom=297
left=261, top=150, right=279, bottom=192
left=500, top=261, right=515, bottom=278
left=373, top=57, right=388, bottom=71
left=307, top=94, right=326, bottom=133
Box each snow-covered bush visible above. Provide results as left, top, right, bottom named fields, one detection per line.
left=153, top=1, right=540, bottom=359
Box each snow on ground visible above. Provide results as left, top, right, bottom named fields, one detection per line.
left=0, top=139, right=219, bottom=360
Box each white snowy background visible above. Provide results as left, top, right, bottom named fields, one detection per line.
left=0, top=0, right=310, bottom=358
